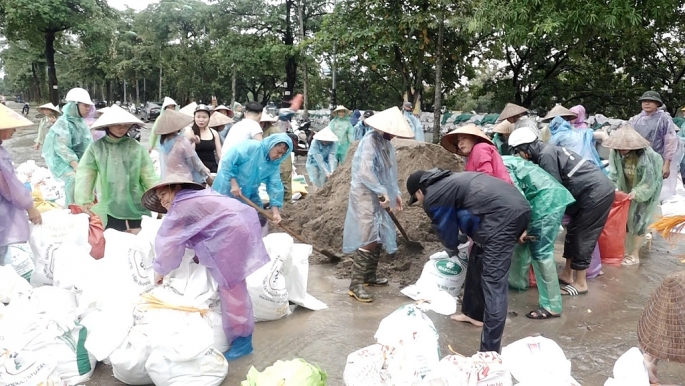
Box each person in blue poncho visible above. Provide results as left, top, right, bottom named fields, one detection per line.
left=403, top=102, right=424, bottom=142
left=42, top=87, right=94, bottom=205
left=353, top=110, right=374, bottom=141
left=349, top=109, right=361, bottom=127
left=548, top=116, right=605, bottom=171
left=305, top=127, right=338, bottom=188
left=213, top=133, right=292, bottom=224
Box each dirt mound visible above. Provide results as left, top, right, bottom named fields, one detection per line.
left=285, top=139, right=464, bottom=286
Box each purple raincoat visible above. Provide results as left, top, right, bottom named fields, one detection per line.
left=630, top=110, right=678, bottom=162
left=0, top=145, right=33, bottom=247
left=570, top=105, right=588, bottom=129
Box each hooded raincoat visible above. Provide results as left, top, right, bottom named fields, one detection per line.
left=525, top=141, right=615, bottom=270
left=305, top=139, right=337, bottom=188
left=213, top=133, right=293, bottom=208
left=153, top=188, right=270, bottom=343
left=404, top=111, right=425, bottom=142
left=329, top=116, right=354, bottom=164
left=569, top=105, right=588, bottom=129
left=75, top=135, right=158, bottom=225
left=353, top=121, right=372, bottom=141
left=465, top=142, right=513, bottom=184
left=158, top=133, right=210, bottom=185
left=548, top=116, right=603, bottom=170
left=350, top=110, right=361, bottom=127
left=0, top=145, right=33, bottom=248
left=503, top=156, right=575, bottom=314
left=419, top=169, right=530, bottom=353
left=342, top=130, right=400, bottom=254
left=42, top=102, right=93, bottom=204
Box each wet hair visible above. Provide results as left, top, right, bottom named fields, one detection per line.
left=192, top=110, right=210, bottom=137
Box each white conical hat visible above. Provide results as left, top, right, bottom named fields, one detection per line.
left=498, top=103, right=529, bottom=121
left=95, top=107, right=110, bottom=117
left=37, top=102, right=61, bottom=115
left=542, top=104, right=577, bottom=122
left=208, top=112, right=234, bottom=127
left=260, top=114, right=278, bottom=123
left=214, top=104, right=232, bottom=112
left=0, top=104, right=33, bottom=130
left=364, top=106, right=415, bottom=139
left=313, top=127, right=339, bottom=142
left=90, top=104, right=143, bottom=130
left=179, top=102, right=197, bottom=117
left=162, top=97, right=177, bottom=110
left=154, top=109, right=195, bottom=135
left=332, top=105, right=349, bottom=113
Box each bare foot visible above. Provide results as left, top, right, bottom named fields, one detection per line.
left=644, top=353, right=660, bottom=384
left=451, top=313, right=484, bottom=327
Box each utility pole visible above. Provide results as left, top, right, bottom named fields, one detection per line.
left=124, top=80, right=127, bottom=105
left=158, top=66, right=162, bottom=101
left=298, top=0, right=309, bottom=119
left=432, top=11, right=445, bottom=144
left=231, top=66, right=236, bottom=106
left=330, top=0, right=337, bottom=109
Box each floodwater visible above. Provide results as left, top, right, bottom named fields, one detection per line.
left=3, top=102, right=685, bottom=385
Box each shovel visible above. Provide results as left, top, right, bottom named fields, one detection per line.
left=379, top=196, right=424, bottom=249
left=241, top=196, right=344, bottom=263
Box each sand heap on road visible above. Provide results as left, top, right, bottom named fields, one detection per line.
left=286, top=139, right=464, bottom=286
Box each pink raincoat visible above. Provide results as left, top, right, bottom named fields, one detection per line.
left=570, top=105, right=588, bottom=129
left=465, top=142, right=513, bottom=184
left=153, top=188, right=269, bottom=342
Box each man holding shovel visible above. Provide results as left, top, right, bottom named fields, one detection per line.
left=342, top=107, right=415, bottom=303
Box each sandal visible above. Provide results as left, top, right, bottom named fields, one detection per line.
left=622, top=255, right=639, bottom=266
left=525, top=309, right=560, bottom=319
left=561, top=284, right=588, bottom=296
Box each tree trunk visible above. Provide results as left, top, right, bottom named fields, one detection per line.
left=107, top=80, right=112, bottom=105
left=45, top=31, right=59, bottom=105
left=298, top=0, right=309, bottom=119
left=31, top=62, right=43, bottom=102
left=283, top=0, right=297, bottom=108
left=135, top=75, right=140, bottom=105
left=159, top=66, right=163, bottom=101
left=432, top=12, right=445, bottom=144
left=231, top=67, right=237, bottom=106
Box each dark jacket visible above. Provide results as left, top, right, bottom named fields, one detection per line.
left=420, top=169, right=531, bottom=249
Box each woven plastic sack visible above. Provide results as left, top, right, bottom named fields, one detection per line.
left=598, top=191, right=630, bottom=266
left=69, top=205, right=106, bottom=259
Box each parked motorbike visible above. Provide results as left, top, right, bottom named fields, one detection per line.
left=287, top=119, right=314, bottom=157
left=22, top=102, right=29, bottom=117
left=127, top=103, right=138, bottom=115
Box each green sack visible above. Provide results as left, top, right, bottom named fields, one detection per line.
left=241, top=358, right=328, bottom=386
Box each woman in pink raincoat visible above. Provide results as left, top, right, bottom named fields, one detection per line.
left=441, top=124, right=513, bottom=184
left=141, top=174, right=270, bottom=360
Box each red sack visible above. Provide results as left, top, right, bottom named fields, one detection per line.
left=69, top=205, right=106, bottom=260
left=529, top=266, right=537, bottom=288
left=597, top=191, right=631, bottom=266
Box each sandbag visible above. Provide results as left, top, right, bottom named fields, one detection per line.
left=604, top=347, right=649, bottom=386
left=246, top=255, right=290, bottom=322
left=69, top=205, right=106, bottom=259
left=146, top=348, right=228, bottom=386
left=0, top=350, right=65, bottom=386
left=204, top=307, right=230, bottom=353
left=416, top=244, right=469, bottom=298
left=343, top=344, right=393, bottom=386
left=282, top=242, right=327, bottom=311
left=501, top=336, right=580, bottom=386
left=2, top=243, right=35, bottom=281
left=420, top=352, right=512, bottom=386
left=80, top=303, right=135, bottom=362
left=242, top=358, right=327, bottom=386
left=598, top=191, right=631, bottom=266
left=0, top=265, right=32, bottom=304
left=102, top=229, right=155, bottom=301
left=109, top=328, right=154, bottom=385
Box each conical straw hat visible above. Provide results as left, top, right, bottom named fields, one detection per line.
left=637, top=270, right=685, bottom=363
left=154, top=109, right=195, bottom=135
left=332, top=105, right=349, bottom=113
left=214, top=104, right=231, bottom=112
left=0, top=104, right=34, bottom=130
left=313, top=127, right=339, bottom=142
left=602, top=124, right=651, bottom=150
left=542, top=104, right=578, bottom=122
left=141, top=173, right=204, bottom=214
left=364, top=106, right=415, bottom=139
left=493, top=120, right=515, bottom=134
left=440, top=124, right=494, bottom=156
left=260, top=114, right=278, bottom=123
left=179, top=102, right=198, bottom=117
left=91, top=104, right=143, bottom=130
left=208, top=112, right=234, bottom=127
left=498, top=103, right=529, bottom=121
left=161, top=97, right=177, bottom=110
left=95, top=107, right=110, bottom=117
left=37, top=102, right=61, bottom=115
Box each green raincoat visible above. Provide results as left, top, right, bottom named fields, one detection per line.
left=329, top=115, right=354, bottom=164
left=493, top=133, right=510, bottom=156
left=608, top=147, right=663, bottom=237
left=35, top=117, right=53, bottom=147
left=75, top=135, right=158, bottom=225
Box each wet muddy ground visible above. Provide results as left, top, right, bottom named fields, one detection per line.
left=4, top=102, right=685, bottom=385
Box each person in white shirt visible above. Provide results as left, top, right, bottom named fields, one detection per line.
left=220, top=102, right=264, bottom=159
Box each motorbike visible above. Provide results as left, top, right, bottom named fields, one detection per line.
left=127, top=103, right=138, bottom=115
left=128, top=124, right=141, bottom=142
left=22, top=103, right=30, bottom=117
left=287, top=118, right=314, bottom=157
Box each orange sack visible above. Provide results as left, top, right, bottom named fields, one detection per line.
left=597, top=191, right=630, bottom=266
left=69, top=205, right=106, bottom=260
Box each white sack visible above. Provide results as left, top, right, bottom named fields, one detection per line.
left=2, top=243, right=35, bottom=281
left=399, top=285, right=457, bottom=316
left=0, top=350, right=65, bottom=386
left=420, top=352, right=512, bottom=386
left=604, top=347, right=649, bottom=386
left=246, top=256, right=290, bottom=322
left=0, top=265, right=32, bottom=304
left=283, top=243, right=327, bottom=311
left=501, top=336, right=579, bottom=386
left=109, top=328, right=154, bottom=385
left=343, top=344, right=392, bottom=386
left=145, top=348, right=228, bottom=386
left=416, top=244, right=469, bottom=298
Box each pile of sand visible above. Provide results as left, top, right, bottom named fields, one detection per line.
left=285, top=139, right=464, bottom=286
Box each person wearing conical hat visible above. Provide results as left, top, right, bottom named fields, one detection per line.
left=329, top=105, right=355, bottom=164
left=441, top=124, right=513, bottom=184
left=499, top=103, right=529, bottom=124
left=148, top=97, right=178, bottom=153
left=0, top=104, right=43, bottom=259
left=212, top=105, right=235, bottom=144
left=306, top=127, right=339, bottom=189
left=33, top=103, right=61, bottom=151
left=141, top=173, right=270, bottom=361
left=403, top=102, right=425, bottom=142
left=42, top=87, right=95, bottom=205
left=261, top=114, right=293, bottom=200
left=342, top=106, right=413, bottom=303
left=75, top=105, right=158, bottom=232
left=491, top=120, right=514, bottom=156
left=541, top=104, right=577, bottom=123
left=353, top=110, right=375, bottom=141
left=209, top=107, right=234, bottom=141
left=602, top=125, right=663, bottom=266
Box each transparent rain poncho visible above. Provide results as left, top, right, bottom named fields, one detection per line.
left=0, top=145, right=33, bottom=247
left=353, top=121, right=372, bottom=141
left=305, top=139, right=337, bottom=188
left=213, top=133, right=293, bottom=208
left=630, top=110, right=678, bottom=161
left=404, top=110, right=424, bottom=142
left=42, top=102, right=93, bottom=178
left=329, top=116, right=355, bottom=164
left=75, top=135, right=159, bottom=223
left=342, top=131, right=400, bottom=254
left=548, top=116, right=603, bottom=169
left=158, top=132, right=210, bottom=185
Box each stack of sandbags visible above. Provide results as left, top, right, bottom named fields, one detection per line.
left=501, top=336, right=580, bottom=386
left=15, top=160, right=65, bottom=205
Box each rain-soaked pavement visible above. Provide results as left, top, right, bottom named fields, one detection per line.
left=3, top=102, right=685, bottom=385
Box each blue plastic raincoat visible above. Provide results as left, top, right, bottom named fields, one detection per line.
left=305, top=139, right=337, bottom=188
left=329, top=117, right=354, bottom=164
left=404, top=111, right=424, bottom=142
left=342, top=131, right=400, bottom=253
left=548, top=116, right=603, bottom=170
left=214, top=133, right=293, bottom=208
left=350, top=110, right=361, bottom=127
left=353, top=121, right=372, bottom=141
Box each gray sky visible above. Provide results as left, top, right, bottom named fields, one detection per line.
left=108, top=0, right=159, bottom=11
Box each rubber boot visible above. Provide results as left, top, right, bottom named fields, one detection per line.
left=348, top=249, right=374, bottom=302
left=364, top=247, right=389, bottom=286
left=223, top=334, right=253, bottom=361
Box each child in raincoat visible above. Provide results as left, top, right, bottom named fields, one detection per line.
left=148, top=97, right=178, bottom=152
left=603, top=125, right=663, bottom=266
left=343, top=107, right=415, bottom=303
left=0, top=104, right=42, bottom=259
left=142, top=174, right=270, bottom=360
left=403, top=102, right=424, bottom=142
left=42, top=87, right=94, bottom=205
left=75, top=105, right=158, bottom=232
left=504, top=156, right=575, bottom=319
left=441, top=124, right=513, bottom=184
left=154, top=109, right=213, bottom=186
left=329, top=105, right=355, bottom=164
left=33, top=103, right=60, bottom=151
left=213, top=133, right=292, bottom=224
left=305, top=127, right=339, bottom=188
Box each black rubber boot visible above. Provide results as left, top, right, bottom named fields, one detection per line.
left=365, top=247, right=389, bottom=286
left=348, top=249, right=374, bottom=302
